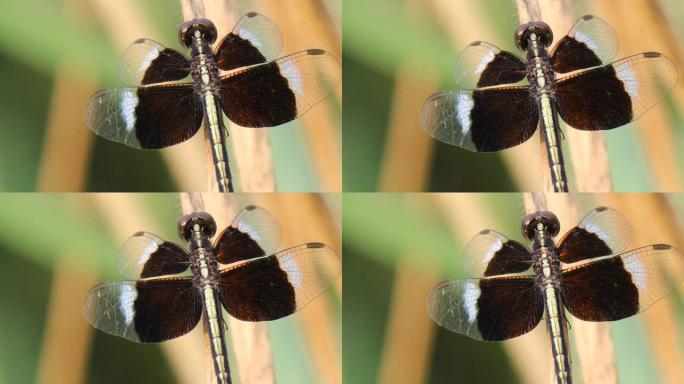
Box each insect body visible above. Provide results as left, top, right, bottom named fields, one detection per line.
left=84, top=206, right=341, bottom=383
left=428, top=207, right=684, bottom=383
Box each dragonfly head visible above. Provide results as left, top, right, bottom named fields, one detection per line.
left=179, top=18, right=218, bottom=48
left=515, top=20, right=553, bottom=50
left=521, top=211, right=560, bottom=240
left=178, top=211, right=217, bottom=241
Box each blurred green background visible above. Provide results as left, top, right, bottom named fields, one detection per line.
left=0, top=193, right=341, bottom=384
left=343, top=0, right=684, bottom=192
left=0, top=0, right=341, bottom=192
left=343, top=193, right=684, bottom=383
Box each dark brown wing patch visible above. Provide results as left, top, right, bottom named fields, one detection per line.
left=85, top=84, right=202, bottom=149
left=484, top=239, right=533, bottom=276
left=133, top=278, right=201, bottom=342
left=555, top=65, right=632, bottom=131
left=561, top=256, right=638, bottom=321
left=140, top=241, right=190, bottom=278
left=117, top=232, right=190, bottom=279
left=476, top=276, right=544, bottom=340
left=557, top=227, right=613, bottom=264
left=219, top=50, right=339, bottom=128
left=217, top=243, right=340, bottom=322
left=215, top=33, right=267, bottom=71
left=220, top=62, right=296, bottom=127
left=475, top=49, right=527, bottom=87
left=464, top=229, right=533, bottom=277
left=551, top=36, right=602, bottom=73
left=213, top=205, right=281, bottom=265
left=214, top=226, right=267, bottom=263
left=134, top=84, right=203, bottom=148
left=214, top=12, right=282, bottom=71
left=218, top=255, right=296, bottom=321
left=470, top=87, right=538, bottom=151
left=118, top=39, right=191, bottom=86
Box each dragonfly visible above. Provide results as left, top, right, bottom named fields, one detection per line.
left=427, top=207, right=684, bottom=384
left=420, top=15, right=677, bottom=192
left=83, top=206, right=341, bottom=384
left=85, top=13, right=341, bottom=192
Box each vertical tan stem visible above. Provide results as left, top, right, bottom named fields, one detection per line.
left=523, top=193, right=618, bottom=384
left=517, top=0, right=613, bottom=192
left=34, top=1, right=98, bottom=382
left=180, top=0, right=276, bottom=192
left=378, top=0, right=438, bottom=191
left=35, top=70, right=95, bottom=191
left=377, top=197, right=441, bottom=384
left=179, top=0, right=206, bottom=18
left=378, top=258, right=440, bottom=384
left=378, top=66, right=436, bottom=191
left=35, top=254, right=96, bottom=384
left=181, top=193, right=276, bottom=384
left=178, top=192, right=219, bottom=384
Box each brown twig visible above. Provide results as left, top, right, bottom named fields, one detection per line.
left=373, top=2, right=445, bottom=365
left=179, top=0, right=206, bottom=19
left=378, top=65, right=435, bottom=191
left=523, top=193, right=617, bottom=384
left=517, top=0, right=613, bottom=192
left=35, top=69, right=94, bottom=191
left=34, top=1, right=100, bottom=382
left=181, top=192, right=276, bottom=384
left=378, top=256, right=440, bottom=384
left=35, top=200, right=97, bottom=384
left=378, top=0, right=437, bottom=192
left=36, top=257, right=96, bottom=384
left=180, top=0, right=226, bottom=193
left=184, top=1, right=276, bottom=192
left=178, top=192, right=218, bottom=384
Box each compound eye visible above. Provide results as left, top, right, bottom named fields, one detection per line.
left=197, top=212, right=217, bottom=237
left=521, top=212, right=537, bottom=240
left=515, top=25, right=529, bottom=50
left=537, top=25, right=554, bottom=47
left=178, top=213, right=195, bottom=241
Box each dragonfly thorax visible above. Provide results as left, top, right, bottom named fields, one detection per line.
left=190, top=53, right=222, bottom=95
left=190, top=247, right=220, bottom=288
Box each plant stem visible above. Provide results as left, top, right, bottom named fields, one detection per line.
left=523, top=192, right=617, bottom=384
left=517, top=0, right=613, bottom=192
left=180, top=192, right=276, bottom=384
